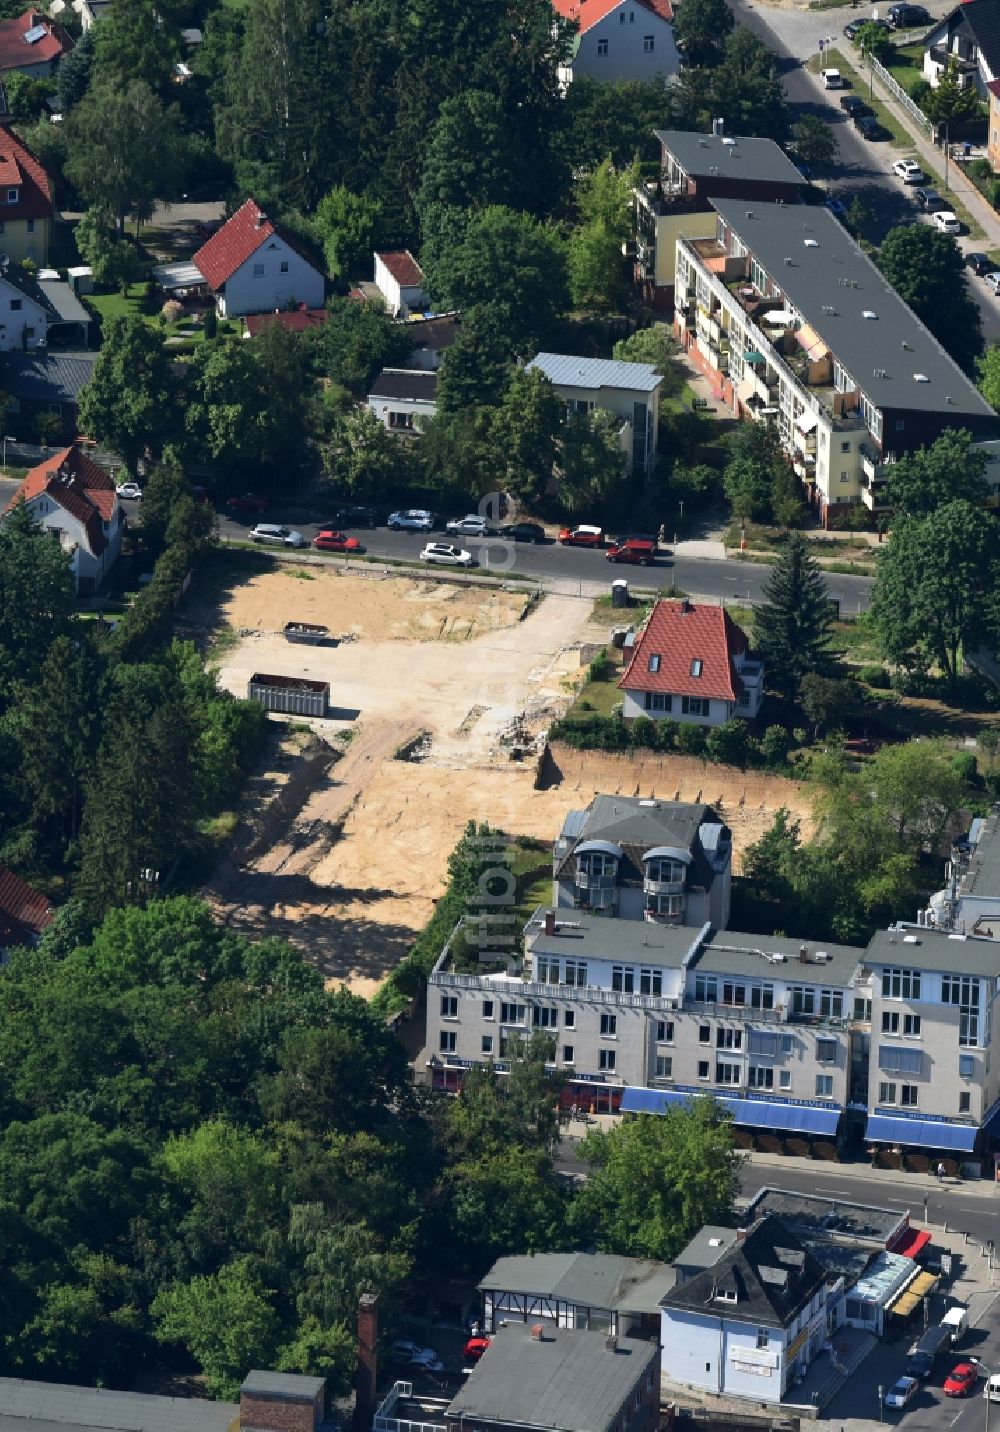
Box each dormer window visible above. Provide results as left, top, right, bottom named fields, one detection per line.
left=691, top=658, right=703, bottom=677
left=715, top=1286, right=738, bottom=1303
left=6, top=188, right=18, bottom=205
left=648, top=653, right=661, bottom=672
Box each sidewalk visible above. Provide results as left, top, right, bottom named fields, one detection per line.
left=747, top=1149, right=1000, bottom=1199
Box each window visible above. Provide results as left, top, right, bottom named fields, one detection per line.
left=749, top=1065, right=774, bottom=1089
left=817, top=1038, right=837, bottom=1063
left=781, top=1034, right=793, bottom=1055
left=532, top=1006, right=558, bottom=1028
left=841, top=441, right=851, bottom=454
left=900, top=1083, right=918, bottom=1107
left=482, top=999, right=494, bottom=1019
left=943, top=974, right=980, bottom=1046
left=563, top=1045, right=575, bottom=1064
left=597, top=37, right=608, bottom=54
left=612, top=965, right=634, bottom=993
left=698, top=1060, right=710, bottom=1080
left=895, top=419, right=905, bottom=432
left=840, top=472, right=849, bottom=483
left=682, top=696, right=707, bottom=717
left=644, top=692, right=671, bottom=712
left=440, top=994, right=457, bottom=1018
left=959, top=1053, right=975, bottom=1078
left=779, top=1070, right=791, bottom=1090
left=749, top=1030, right=777, bottom=1057
left=656, top=1020, right=674, bottom=1043
left=648, top=653, right=661, bottom=672
left=641, top=968, right=664, bottom=996
left=882, top=1011, right=899, bottom=1034
left=959, top=1091, right=971, bottom=1113
left=716, top=1027, right=742, bottom=1050
left=500, top=1001, right=525, bottom=1025
left=9, top=299, right=20, bottom=312
left=564, top=1009, right=576, bottom=1029
left=820, top=989, right=843, bottom=1018
left=695, top=976, right=717, bottom=1002
left=751, top=984, right=775, bottom=1010
left=643, top=33, right=654, bottom=50
left=738, top=690, right=750, bottom=707
left=253, top=262, right=265, bottom=276
left=482, top=1035, right=493, bottom=1054
left=879, top=1081, right=897, bottom=1104
left=882, top=967, right=922, bottom=1000
left=756, top=1330, right=769, bottom=1350
left=904, top=1014, right=921, bottom=1037
left=564, top=960, right=588, bottom=987
left=815, top=1074, right=834, bottom=1097
left=716, top=1061, right=741, bottom=1085
left=699, top=1023, right=711, bottom=1044
left=722, top=981, right=748, bottom=1007
left=879, top=1045, right=922, bottom=1074
left=6, top=187, right=16, bottom=203
left=791, top=986, right=815, bottom=1015
left=280, top=260, right=289, bottom=273
left=25, top=218, right=33, bottom=233
left=600, top=1013, right=618, bottom=1037
left=440, top=1030, right=456, bottom=1053
left=655, top=1055, right=672, bottom=1078
left=855, top=995, right=872, bottom=1020
left=691, top=658, right=703, bottom=677
left=388, top=411, right=414, bottom=430
left=599, top=1048, right=616, bottom=1072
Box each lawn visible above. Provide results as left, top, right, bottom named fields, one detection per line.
left=883, top=42, right=925, bottom=97
left=563, top=652, right=625, bottom=720
left=87, top=284, right=241, bottom=347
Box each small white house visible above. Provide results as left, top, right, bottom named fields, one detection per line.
left=0, top=267, right=54, bottom=350
left=526, top=352, right=662, bottom=474
left=366, top=368, right=438, bottom=434
left=373, top=250, right=428, bottom=319
left=618, top=599, right=764, bottom=728
left=4, top=443, right=122, bottom=593
left=553, top=0, right=680, bottom=85
left=193, top=199, right=325, bottom=319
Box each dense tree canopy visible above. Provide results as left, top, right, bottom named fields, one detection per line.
left=877, top=225, right=983, bottom=372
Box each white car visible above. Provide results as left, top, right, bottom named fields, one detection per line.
left=387, top=508, right=434, bottom=531
left=931, top=210, right=961, bottom=234
left=116, top=481, right=143, bottom=500
left=249, top=524, right=307, bottom=547
left=390, top=1340, right=444, bottom=1372
left=821, top=67, right=843, bottom=88
left=892, top=159, right=925, bottom=184
left=446, top=514, right=492, bottom=537
left=885, top=1376, right=919, bottom=1409
left=986, top=272, right=1000, bottom=294
left=984, top=1373, right=1000, bottom=1403
left=420, top=542, right=474, bottom=567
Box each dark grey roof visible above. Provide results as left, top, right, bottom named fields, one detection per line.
left=662, top=1216, right=827, bottom=1329
left=0, top=1379, right=235, bottom=1432
left=406, top=312, right=460, bottom=354
left=555, top=795, right=728, bottom=890
left=446, top=1324, right=657, bottom=1432
left=711, top=199, right=998, bottom=421
left=526, top=912, right=706, bottom=970
left=696, top=931, right=865, bottom=986
left=241, top=1372, right=325, bottom=1401
left=480, top=1252, right=675, bottom=1313
left=740, top=1187, right=905, bottom=1246
left=673, top=1226, right=738, bottom=1275
left=866, top=925, right=1000, bottom=976
left=2, top=351, right=97, bottom=404
left=656, top=131, right=809, bottom=188
left=950, top=0, right=1000, bottom=77
left=38, top=279, right=91, bottom=327
left=368, top=367, right=438, bottom=402
left=959, top=805, right=1000, bottom=900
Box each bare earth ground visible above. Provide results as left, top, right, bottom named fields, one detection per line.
left=201, top=569, right=817, bottom=995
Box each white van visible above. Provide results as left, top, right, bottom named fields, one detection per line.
left=984, top=1374, right=1000, bottom=1403
left=942, top=1306, right=969, bottom=1344
left=821, top=67, right=843, bottom=88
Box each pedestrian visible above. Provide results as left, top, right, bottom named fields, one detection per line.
left=658, top=524, right=666, bottom=546
left=937, top=1161, right=945, bottom=1180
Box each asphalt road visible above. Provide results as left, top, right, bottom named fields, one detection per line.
left=211, top=508, right=875, bottom=610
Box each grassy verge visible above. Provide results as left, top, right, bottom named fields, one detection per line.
left=882, top=42, right=924, bottom=97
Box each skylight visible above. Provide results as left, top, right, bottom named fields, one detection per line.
left=648, top=654, right=661, bottom=673
left=691, top=659, right=703, bottom=677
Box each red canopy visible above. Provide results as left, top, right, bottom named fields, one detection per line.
left=892, top=1227, right=932, bottom=1259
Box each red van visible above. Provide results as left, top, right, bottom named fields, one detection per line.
left=606, top=538, right=656, bottom=565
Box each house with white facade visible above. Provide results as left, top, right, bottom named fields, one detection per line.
left=479, top=1251, right=675, bottom=1338
left=922, top=0, right=998, bottom=96
left=552, top=792, right=732, bottom=927
left=553, top=0, right=679, bottom=85
left=660, top=1215, right=840, bottom=1403
left=3, top=443, right=122, bottom=593
left=526, top=352, right=662, bottom=474
left=619, top=598, right=764, bottom=728
left=0, top=264, right=55, bottom=350
left=193, top=199, right=325, bottom=319
left=373, top=250, right=428, bottom=319
left=366, top=368, right=438, bottom=433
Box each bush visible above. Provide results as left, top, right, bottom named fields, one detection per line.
left=654, top=718, right=679, bottom=752
left=706, top=719, right=752, bottom=767
left=203, top=308, right=218, bottom=340
left=161, top=299, right=183, bottom=323
left=586, top=647, right=614, bottom=683
left=858, top=664, right=891, bottom=688
left=951, top=751, right=977, bottom=784
left=677, top=723, right=707, bottom=756
left=628, top=715, right=658, bottom=749
left=760, top=724, right=791, bottom=767
left=549, top=714, right=628, bottom=751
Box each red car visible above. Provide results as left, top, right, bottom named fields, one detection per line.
left=463, top=1337, right=491, bottom=1364
left=226, top=492, right=269, bottom=513
left=313, top=530, right=364, bottom=553
left=944, top=1364, right=979, bottom=1397
left=558, top=524, right=605, bottom=547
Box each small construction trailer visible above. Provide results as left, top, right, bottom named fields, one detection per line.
left=247, top=672, right=329, bottom=717
left=284, top=621, right=330, bottom=645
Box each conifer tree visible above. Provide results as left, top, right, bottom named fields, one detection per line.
left=754, top=533, right=835, bottom=700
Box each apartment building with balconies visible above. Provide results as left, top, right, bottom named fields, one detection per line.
left=552, top=793, right=732, bottom=927
left=634, top=126, right=810, bottom=310
left=924, top=805, right=1000, bottom=939
left=675, top=200, right=999, bottom=526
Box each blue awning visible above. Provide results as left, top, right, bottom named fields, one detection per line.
left=865, top=1115, right=978, bottom=1153
left=620, top=1087, right=839, bottom=1135
left=621, top=1087, right=696, bottom=1115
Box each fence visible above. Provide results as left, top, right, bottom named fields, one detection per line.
left=869, top=54, right=935, bottom=139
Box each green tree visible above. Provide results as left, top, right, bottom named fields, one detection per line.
left=723, top=422, right=786, bottom=522
left=977, top=344, right=1000, bottom=413
left=78, top=316, right=177, bottom=472
left=855, top=20, right=894, bottom=65
left=323, top=407, right=415, bottom=501
left=792, top=114, right=837, bottom=169
left=561, top=77, right=671, bottom=171
left=417, top=90, right=521, bottom=227
left=754, top=533, right=835, bottom=699
left=64, top=80, right=184, bottom=233
left=706, top=719, right=752, bottom=766
left=0, top=500, right=75, bottom=700
left=878, top=224, right=982, bottom=372
left=568, top=159, right=637, bottom=311
left=313, top=186, right=382, bottom=282
left=924, top=57, right=983, bottom=127
left=91, top=0, right=178, bottom=94
left=153, top=1258, right=279, bottom=1399
left=56, top=26, right=95, bottom=113
left=798, top=673, right=855, bottom=736
left=435, top=304, right=515, bottom=413
left=3, top=72, right=55, bottom=123
left=494, top=367, right=563, bottom=504
left=845, top=194, right=873, bottom=240
left=886, top=429, right=987, bottom=515
left=306, top=297, right=411, bottom=394
left=613, top=324, right=681, bottom=391
left=570, top=1099, right=744, bottom=1260
left=870, top=499, right=1000, bottom=689
left=558, top=409, right=626, bottom=516
left=672, top=0, right=734, bottom=66
left=676, top=29, right=788, bottom=142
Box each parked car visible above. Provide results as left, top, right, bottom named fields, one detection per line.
left=892, top=159, right=925, bottom=184
left=856, top=114, right=889, bottom=140
left=333, top=504, right=378, bottom=527
left=558, top=524, right=605, bottom=547
left=967, top=251, right=993, bottom=275
left=884, top=1377, right=919, bottom=1410
left=498, top=521, right=546, bottom=543
left=463, top=1337, right=491, bottom=1364
left=986, top=271, right=1000, bottom=294
left=115, top=481, right=143, bottom=500
left=888, top=2, right=930, bottom=27
left=420, top=542, right=473, bottom=566
left=840, top=94, right=870, bottom=116
left=944, top=1364, right=979, bottom=1397
left=249, top=524, right=307, bottom=547
left=932, top=210, right=961, bottom=234
left=914, top=187, right=944, bottom=209
left=984, top=1373, right=1000, bottom=1403
left=312, top=529, right=364, bottom=552
left=390, top=1340, right=445, bottom=1372
left=907, top=1324, right=952, bottom=1379
left=843, top=18, right=863, bottom=37
left=825, top=194, right=847, bottom=215
left=821, top=67, right=843, bottom=88
left=387, top=508, right=434, bottom=531
left=226, top=492, right=269, bottom=512
left=606, top=538, right=657, bottom=565
left=446, top=514, right=493, bottom=537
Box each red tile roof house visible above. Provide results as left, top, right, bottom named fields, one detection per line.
left=0, top=864, right=53, bottom=958
left=373, top=250, right=428, bottom=318
left=553, top=0, right=679, bottom=84
left=193, top=199, right=325, bottom=319
left=3, top=444, right=123, bottom=594
left=618, top=598, right=764, bottom=727
left=0, top=10, right=73, bottom=78
left=0, top=127, right=55, bottom=266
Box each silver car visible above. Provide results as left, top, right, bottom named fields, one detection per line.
left=446, top=514, right=492, bottom=537
left=387, top=509, right=434, bottom=531
left=420, top=542, right=474, bottom=567
left=249, top=524, right=307, bottom=547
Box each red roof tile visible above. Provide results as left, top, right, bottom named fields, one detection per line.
left=0, top=10, right=73, bottom=73
left=618, top=599, right=749, bottom=703
left=0, top=128, right=52, bottom=223
left=988, top=78, right=1000, bottom=96
left=193, top=198, right=321, bottom=291
left=7, top=444, right=117, bottom=556
left=244, top=306, right=328, bottom=336
left=0, top=864, right=53, bottom=946
left=376, top=250, right=424, bottom=287
left=552, top=0, right=672, bottom=32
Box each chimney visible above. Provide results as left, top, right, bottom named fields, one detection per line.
left=605, top=1334, right=618, bottom=1353
left=530, top=1323, right=546, bottom=1341
left=679, top=598, right=692, bottom=615
left=354, top=1293, right=378, bottom=1432
left=798, top=944, right=808, bottom=963
left=544, top=910, right=556, bottom=936
left=241, top=1373, right=324, bottom=1432
left=255, top=208, right=266, bottom=230
left=736, top=1226, right=748, bottom=1241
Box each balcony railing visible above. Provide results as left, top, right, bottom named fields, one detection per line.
left=644, top=876, right=685, bottom=895
left=433, top=969, right=681, bottom=1011
left=576, top=871, right=616, bottom=890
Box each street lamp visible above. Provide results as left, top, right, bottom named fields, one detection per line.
left=878, top=1385, right=885, bottom=1424
left=1, top=434, right=14, bottom=471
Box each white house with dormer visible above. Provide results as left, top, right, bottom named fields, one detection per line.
left=553, top=0, right=680, bottom=84
left=193, top=199, right=325, bottom=318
